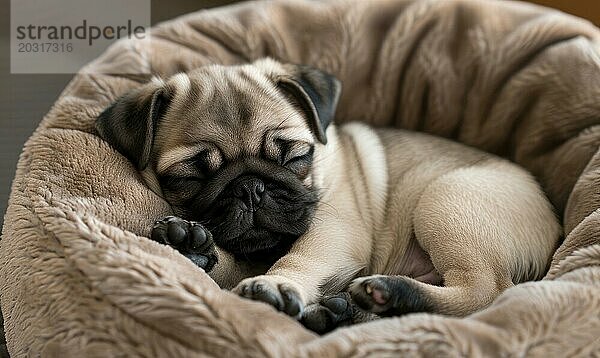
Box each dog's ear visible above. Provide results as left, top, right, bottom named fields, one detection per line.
left=278, top=65, right=341, bottom=144
left=95, top=82, right=172, bottom=170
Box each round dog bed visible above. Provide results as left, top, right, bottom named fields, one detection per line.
left=2, top=0, right=600, bottom=356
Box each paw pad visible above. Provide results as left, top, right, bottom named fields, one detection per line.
left=151, top=216, right=218, bottom=272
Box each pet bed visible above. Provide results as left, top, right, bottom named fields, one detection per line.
left=1, top=0, right=599, bottom=356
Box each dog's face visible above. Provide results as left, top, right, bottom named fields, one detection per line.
left=96, top=59, right=341, bottom=262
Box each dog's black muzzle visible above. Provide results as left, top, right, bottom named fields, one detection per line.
left=185, top=157, right=319, bottom=262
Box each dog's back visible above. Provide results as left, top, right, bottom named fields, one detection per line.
left=335, top=123, right=561, bottom=316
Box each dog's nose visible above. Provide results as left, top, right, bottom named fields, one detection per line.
left=233, top=176, right=265, bottom=209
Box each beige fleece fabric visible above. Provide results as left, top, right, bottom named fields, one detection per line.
left=1, top=0, right=600, bottom=356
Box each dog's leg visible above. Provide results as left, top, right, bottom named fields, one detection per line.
left=351, top=163, right=557, bottom=316
left=349, top=271, right=509, bottom=316
left=209, top=248, right=269, bottom=290
left=232, top=215, right=370, bottom=318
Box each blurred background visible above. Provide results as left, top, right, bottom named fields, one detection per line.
left=0, top=0, right=598, bottom=357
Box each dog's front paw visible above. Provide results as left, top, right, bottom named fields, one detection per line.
left=233, top=275, right=305, bottom=318
left=301, top=292, right=353, bottom=334
left=151, top=216, right=217, bottom=272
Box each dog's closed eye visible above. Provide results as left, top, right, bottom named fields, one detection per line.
left=283, top=146, right=314, bottom=178
left=163, top=148, right=223, bottom=179
left=193, top=150, right=222, bottom=176
left=273, top=139, right=313, bottom=164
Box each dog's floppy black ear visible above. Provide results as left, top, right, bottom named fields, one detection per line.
left=278, top=65, right=341, bottom=144
left=95, top=82, right=172, bottom=170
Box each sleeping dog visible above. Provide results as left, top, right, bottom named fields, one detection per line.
left=95, top=59, right=561, bottom=333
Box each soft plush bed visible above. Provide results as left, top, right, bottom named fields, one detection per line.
left=1, top=0, right=599, bottom=356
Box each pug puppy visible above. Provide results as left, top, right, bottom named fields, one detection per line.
left=95, top=59, right=561, bottom=333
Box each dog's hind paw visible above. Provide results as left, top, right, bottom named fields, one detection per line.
left=349, top=275, right=433, bottom=316
left=151, top=216, right=218, bottom=272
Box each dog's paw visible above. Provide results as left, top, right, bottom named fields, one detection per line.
left=349, top=275, right=395, bottom=313
left=301, top=292, right=353, bottom=334
left=151, top=216, right=217, bottom=272
left=233, top=275, right=305, bottom=318
left=348, top=275, right=432, bottom=315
